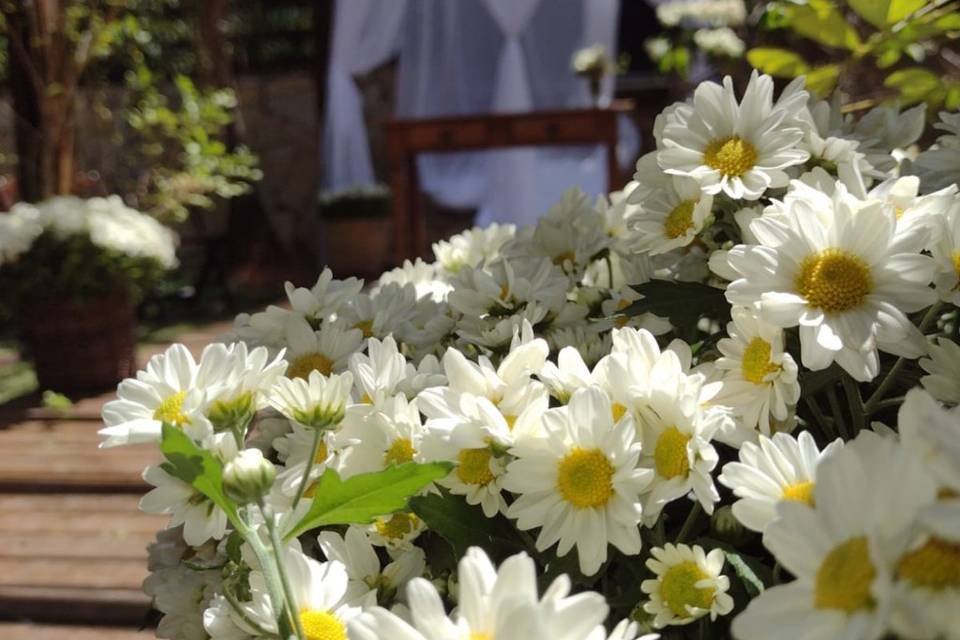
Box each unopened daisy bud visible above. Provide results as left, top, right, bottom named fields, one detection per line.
left=222, top=448, right=276, bottom=505
left=710, top=505, right=749, bottom=545
left=269, top=370, right=353, bottom=430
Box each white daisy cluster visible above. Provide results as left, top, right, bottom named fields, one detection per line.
left=103, top=70, right=960, bottom=640
left=0, top=195, right=178, bottom=268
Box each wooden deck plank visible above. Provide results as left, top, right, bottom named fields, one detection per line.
left=0, top=558, right=148, bottom=590
left=0, top=622, right=155, bottom=639
left=0, top=511, right=164, bottom=534
left=0, top=586, right=152, bottom=627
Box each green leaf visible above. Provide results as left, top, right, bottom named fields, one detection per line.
left=409, top=488, right=529, bottom=562
left=805, top=64, right=842, bottom=97
left=886, top=0, right=927, bottom=25
left=799, top=364, right=845, bottom=397
left=724, top=550, right=766, bottom=597
left=624, top=280, right=731, bottom=334
left=885, top=67, right=944, bottom=105
left=746, top=48, right=810, bottom=77
left=287, top=462, right=452, bottom=539
left=160, top=423, right=241, bottom=528
left=783, top=2, right=862, bottom=50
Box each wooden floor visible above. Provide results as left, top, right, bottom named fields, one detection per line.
left=0, top=320, right=233, bottom=637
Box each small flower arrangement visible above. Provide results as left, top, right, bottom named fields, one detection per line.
left=104, top=70, right=960, bottom=640
left=571, top=44, right=618, bottom=105
left=0, top=195, right=178, bottom=304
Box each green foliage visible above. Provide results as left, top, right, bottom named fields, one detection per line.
left=0, top=233, right=167, bottom=305
left=123, top=70, right=262, bottom=223
left=624, top=280, right=731, bottom=337
left=286, top=462, right=452, bottom=540
left=746, top=47, right=810, bottom=77
left=409, top=488, right=530, bottom=561
left=159, top=423, right=242, bottom=529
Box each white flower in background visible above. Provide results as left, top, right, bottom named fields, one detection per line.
left=504, top=387, right=652, bottom=576
left=448, top=256, right=569, bottom=322
left=335, top=394, right=427, bottom=477
left=86, top=195, right=179, bottom=268
left=628, top=176, right=714, bottom=255
left=349, top=335, right=445, bottom=406
left=641, top=543, right=733, bottom=628
left=713, top=306, right=800, bottom=435
left=572, top=43, right=612, bottom=75
left=0, top=202, right=42, bottom=264
left=919, top=338, right=960, bottom=405
left=349, top=547, right=610, bottom=640
left=146, top=565, right=221, bottom=640
left=849, top=103, right=925, bottom=175
left=228, top=549, right=365, bottom=640
left=284, top=267, right=364, bottom=325
left=915, top=111, right=960, bottom=193
left=100, top=344, right=211, bottom=447
left=587, top=619, right=660, bottom=640
left=269, top=370, right=353, bottom=430
left=376, top=258, right=453, bottom=302
left=643, top=37, right=670, bottom=62
left=732, top=432, right=937, bottom=640
left=718, top=431, right=843, bottom=532
left=366, top=511, right=426, bottom=553
left=693, top=27, right=744, bottom=58
left=658, top=71, right=809, bottom=200
left=722, top=179, right=936, bottom=381
left=931, top=198, right=960, bottom=305
left=318, top=527, right=425, bottom=604
left=432, top=223, right=516, bottom=274
left=595, top=183, right=644, bottom=254
left=140, top=465, right=229, bottom=546
left=867, top=176, right=956, bottom=240
left=282, top=316, right=363, bottom=380
left=338, top=282, right=420, bottom=342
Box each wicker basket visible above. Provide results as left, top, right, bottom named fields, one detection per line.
left=20, top=294, right=136, bottom=393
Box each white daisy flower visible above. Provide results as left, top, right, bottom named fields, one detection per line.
left=147, top=564, right=221, bottom=640
left=349, top=335, right=446, bottom=406
left=914, top=111, right=960, bottom=193
left=0, top=202, right=42, bottom=264
left=641, top=543, right=733, bottom=628
left=629, top=177, right=714, bottom=255
left=919, top=338, right=960, bottom=405
left=658, top=71, right=809, bottom=200
left=586, top=618, right=659, bottom=640
left=140, top=465, right=229, bottom=546
left=334, top=394, right=428, bottom=477
left=504, top=386, right=652, bottom=576
left=432, top=222, right=516, bottom=274
left=338, top=283, right=420, bottom=341
left=732, top=431, right=938, bottom=640
left=447, top=256, right=569, bottom=322
left=348, top=546, right=610, bottom=640
left=100, top=343, right=212, bottom=448
left=375, top=258, right=453, bottom=303
left=196, top=342, right=288, bottom=430
left=867, top=176, right=957, bottom=241
left=722, top=178, right=936, bottom=381
left=318, top=527, right=425, bottom=604
left=282, top=315, right=363, bottom=380
left=366, top=511, right=426, bottom=554
left=283, top=268, right=364, bottom=325
left=272, top=422, right=337, bottom=501
left=713, top=306, right=800, bottom=435
left=269, top=370, right=353, bottom=430
left=718, top=431, right=843, bottom=532
left=930, top=197, right=960, bottom=305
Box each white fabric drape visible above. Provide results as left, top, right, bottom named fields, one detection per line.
left=321, top=0, right=407, bottom=190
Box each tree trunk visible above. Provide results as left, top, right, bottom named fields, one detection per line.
left=6, top=6, right=43, bottom=202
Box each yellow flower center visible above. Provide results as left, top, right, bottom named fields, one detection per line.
left=299, top=609, right=346, bottom=640
left=503, top=414, right=518, bottom=431
left=814, top=536, right=876, bottom=613
left=781, top=480, right=815, bottom=506
left=556, top=448, right=615, bottom=509
left=375, top=512, right=419, bottom=540
left=952, top=251, right=960, bottom=281
left=552, top=250, right=576, bottom=266
left=354, top=320, right=374, bottom=338
left=660, top=561, right=715, bottom=618
left=612, top=402, right=628, bottom=423
left=894, top=206, right=906, bottom=220
left=360, top=393, right=373, bottom=405
left=796, top=249, right=873, bottom=314
left=654, top=426, right=691, bottom=480
left=383, top=437, right=415, bottom=466
left=288, top=353, right=334, bottom=379
left=153, top=391, right=189, bottom=426
left=703, top=135, right=758, bottom=178
left=469, top=634, right=492, bottom=640
left=741, top=337, right=780, bottom=384
left=897, top=537, right=960, bottom=590
left=664, top=200, right=697, bottom=239
left=302, top=442, right=331, bottom=498
left=457, top=448, right=495, bottom=486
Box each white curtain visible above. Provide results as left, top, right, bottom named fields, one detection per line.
left=321, top=0, right=408, bottom=190
left=396, top=0, right=634, bottom=227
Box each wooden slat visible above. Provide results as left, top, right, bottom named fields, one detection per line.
left=0, top=493, right=146, bottom=512
left=0, top=511, right=164, bottom=534
left=0, top=558, right=147, bottom=590
left=0, top=586, right=152, bottom=627
left=0, top=622, right=155, bottom=640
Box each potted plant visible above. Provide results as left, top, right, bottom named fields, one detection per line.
left=318, top=184, right=393, bottom=278
left=0, top=195, right=178, bottom=392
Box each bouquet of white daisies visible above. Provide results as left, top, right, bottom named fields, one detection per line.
left=102, top=71, right=960, bottom=640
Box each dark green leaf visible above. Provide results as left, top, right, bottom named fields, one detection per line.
left=805, top=64, right=841, bottom=97
left=799, top=364, right=844, bottom=397
left=409, top=488, right=529, bottom=562
left=160, top=423, right=241, bottom=528
left=783, top=2, right=862, bottom=50
left=287, top=462, right=452, bottom=539
left=885, top=67, right=944, bottom=105
left=746, top=48, right=809, bottom=77
left=625, top=280, right=731, bottom=335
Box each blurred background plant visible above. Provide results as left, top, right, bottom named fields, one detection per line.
left=645, top=0, right=960, bottom=111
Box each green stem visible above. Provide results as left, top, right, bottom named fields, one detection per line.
left=237, top=510, right=299, bottom=639
left=676, top=501, right=702, bottom=544
left=802, top=395, right=833, bottom=441
left=826, top=387, right=849, bottom=440
left=260, top=501, right=306, bottom=640
left=292, top=428, right=322, bottom=507
left=841, top=375, right=866, bottom=434
left=863, top=302, right=944, bottom=416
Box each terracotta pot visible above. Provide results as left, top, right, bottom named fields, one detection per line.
left=324, top=215, right=393, bottom=278
left=20, top=294, right=136, bottom=393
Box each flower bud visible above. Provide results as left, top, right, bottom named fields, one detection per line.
left=710, top=504, right=749, bottom=545
left=222, top=448, right=276, bottom=505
